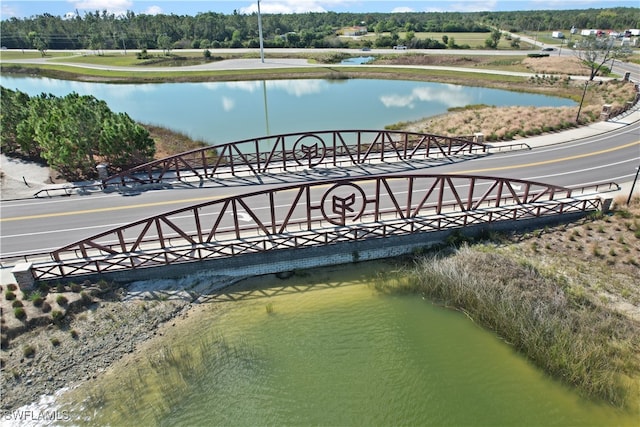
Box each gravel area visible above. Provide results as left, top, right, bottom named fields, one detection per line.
left=0, top=273, right=244, bottom=411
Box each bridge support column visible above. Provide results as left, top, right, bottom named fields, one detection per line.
left=11, top=263, right=35, bottom=291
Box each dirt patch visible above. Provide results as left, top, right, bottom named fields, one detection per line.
left=0, top=274, right=240, bottom=411
left=522, top=55, right=591, bottom=75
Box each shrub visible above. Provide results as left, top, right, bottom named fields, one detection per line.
left=23, top=345, right=36, bottom=358
left=5, top=291, right=16, bottom=301
left=12, top=300, right=23, bottom=308
left=70, top=283, right=82, bottom=293
left=50, top=337, right=61, bottom=347
left=7, top=284, right=17, bottom=291
left=136, top=48, right=150, bottom=59
left=70, top=330, right=79, bottom=339
left=56, top=295, right=68, bottom=306
left=28, top=290, right=42, bottom=301
left=56, top=283, right=66, bottom=293
left=32, top=296, right=44, bottom=307
left=14, top=307, right=26, bottom=320
left=41, top=301, right=52, bottom=313
left=51, top=310, right=63, bottom=321
left=80, top=291, right=92, bottom=306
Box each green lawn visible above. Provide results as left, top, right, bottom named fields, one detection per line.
left=0, top=51, right=75, bottom=60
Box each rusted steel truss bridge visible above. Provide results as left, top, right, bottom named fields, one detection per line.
left=32, top=173, right=613, bottom=281
left=102, top=129, right=505, bottom=187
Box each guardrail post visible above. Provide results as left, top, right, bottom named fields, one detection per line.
left=11, top=262, right=35, bottom=290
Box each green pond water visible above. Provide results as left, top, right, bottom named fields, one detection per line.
left=61, top=265, right=637, bottom=426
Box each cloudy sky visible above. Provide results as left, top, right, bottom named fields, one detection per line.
left=1, top=0, right=637, bottom=19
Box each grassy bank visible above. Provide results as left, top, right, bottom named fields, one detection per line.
left=143, top=124, right=208, bottom=159
left=374, top=198, right=640, bottom=411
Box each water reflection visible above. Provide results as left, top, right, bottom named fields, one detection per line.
left=380, top=84, right=471, bottom=108
left=2, top=76, right=575, bottom=145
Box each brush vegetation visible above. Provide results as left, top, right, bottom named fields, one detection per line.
left=375, top=197, right=640, bottom=411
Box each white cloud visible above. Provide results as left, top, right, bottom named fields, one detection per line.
left=69, top=0, right=132, bottom=16
left=267, top=80, right=326, bottom=97
left=224, top=80, right=326, bottom=97
left=1, top=3, right=18, bottom=18
left=392, top=7, right=414, bottom=13
left=143, top=5, right=163, bottom=15
left=225, top=81, right=262, bottom=92
left=380, top=85, right=471, bottom=109
left=222, top=97, right=235, bottom=111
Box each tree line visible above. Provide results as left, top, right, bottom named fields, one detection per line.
left=0, top=87, right=155, bottom=179
left=2, top=8, right=637, bottom=52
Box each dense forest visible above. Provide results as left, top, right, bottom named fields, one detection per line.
left=0, top=87, right=155, bottom=179
left=1, top=7, right=638, bottom=51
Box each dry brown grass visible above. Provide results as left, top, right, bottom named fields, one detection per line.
left=522, top=56, right=591, bottom=75
left=498, top=196, right=640, bottom=320
left=400, top=79, right=637, bottom=141
left=143, top=124, right=208, bottom=159
left=375, top=196, right=640, bottom=409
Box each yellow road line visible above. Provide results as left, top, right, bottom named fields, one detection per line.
left=1, top=195, right=223, bottom=222
left=456, top=140, right=639, bottom=174
left=2, top=140, right=638, bottom=223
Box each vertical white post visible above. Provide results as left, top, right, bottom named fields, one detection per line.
left=257, top=0, right=265, bottom=63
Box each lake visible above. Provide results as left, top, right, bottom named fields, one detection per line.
left=5, top=75, right=629, bottom=426
left=1, top=76, right=575, bottom=144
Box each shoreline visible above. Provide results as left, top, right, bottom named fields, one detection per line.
left=0, top=272, right=246, bottom=411
left=1, top=54, right=639, bottom=415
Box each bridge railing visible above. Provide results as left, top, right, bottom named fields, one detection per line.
left=102, top=130, right=487, bottom=187
left=25, top=174, right=610, bottom=281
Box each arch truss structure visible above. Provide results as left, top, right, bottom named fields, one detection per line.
left=103, top=130, right=486, bottom=186
left=33, top=174, right=607, bottom=280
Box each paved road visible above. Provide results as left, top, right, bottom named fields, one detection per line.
left=1, top=54, right=639, bottom=260
left=5, top=47, right=636, bottom=81
left=2, top=114, right=638, bottom=259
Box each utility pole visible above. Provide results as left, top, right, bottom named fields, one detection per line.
left=257, top=0, right=265, bottom=63
left=628, top=163, right=640, bottom=205
left=576, top=80, right=589, bottom=123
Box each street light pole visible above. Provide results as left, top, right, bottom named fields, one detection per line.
left=628, top=163, right=640, bottom=205
left=257, top=0, right=265, bottom=63
left=576, top=79, right=589, bottom=123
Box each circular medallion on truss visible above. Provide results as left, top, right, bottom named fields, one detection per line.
left=293, top=134, right=326, bottom=168
left=320, top=183, right=367, bottom=226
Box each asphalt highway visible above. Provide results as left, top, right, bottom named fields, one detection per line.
left=2, top=116, right=638, bottom=259
left=1, top=52, right=639, bottom=261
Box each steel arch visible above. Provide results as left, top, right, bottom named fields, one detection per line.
left=33, top=174, right=607, bottom=280
left=102, top=130, right=486, bottom=186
